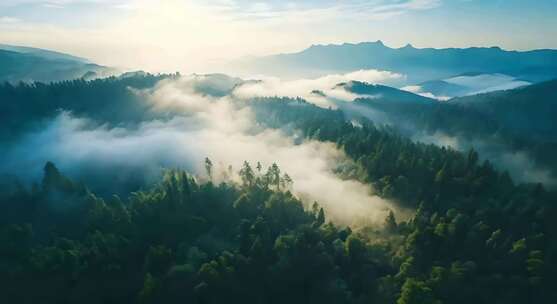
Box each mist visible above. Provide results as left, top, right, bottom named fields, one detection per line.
left=229, top=71, right=556, bottom=187
left=2, top=69, right=550, bottom=230
left=413, top=131, right=557, bottom=187
left=402, top=74, right=532, bottom=100
left=232, top=69, right=405, bottom=108
left=0, top=74, right=403, bottom=227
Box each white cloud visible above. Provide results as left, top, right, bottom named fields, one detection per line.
left=338, top=0, right=442, bottom=20
left=402, top=85, right=450, bottom=101
left=1, top=75, right=404, bottom=227
left=401, top=74, right=532, bottom=100
left=0, top=16, right=21, bottom=24
left=0, top=0, right=444, bottom=73
left=198, top=0, right=443, bottom=21
left=233, top=69, right=405, bottom=108
left=445, top=73, right=530, bottom=95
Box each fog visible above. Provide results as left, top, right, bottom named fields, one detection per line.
left=444, top=73, right=530, bottom=95
left=401, top=85, right=451, bottom=101
left=413, top=131, right=557, bottom=187
left=230, top=71, right=555, bottom=187
left=232, top=69, right=405, bottom=108
left=402, top=74, right=531, bottom=100
left=0, top=74, right=403, bottom=227
left=1, top=70, right=551, bottom=230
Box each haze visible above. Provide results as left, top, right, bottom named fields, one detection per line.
left=1, top=0, right=557, bottom=73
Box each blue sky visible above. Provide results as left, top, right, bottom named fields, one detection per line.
left=1, top=0, right=556, bottom=72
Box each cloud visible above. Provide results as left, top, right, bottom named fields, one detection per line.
left=412, top=131, right=557, bottom=187
left=168, top=73, right=555, bottom=189
left=402, top=85, right=450, bottom=101
left=0, top=0, right=134, bottom=10
left=199, top=0, right=442, bottom=21
left=337, top=0, right=442, bottom=20
left=444, top=73, right=531, bottom=95
left=0, top=0, right=444, bottom=73
left=232, top=69, right=405, bottom=108
left=1, top=74, right=402, bottom=227
left=0, top=16, right=21, bottom=24
left=402, top=74, right=532, bottom=100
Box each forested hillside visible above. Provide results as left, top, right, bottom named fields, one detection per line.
left=0, top=73, right=171, bottom=141
left=347, top=80, right=557, bottom=180
left=450, top=79, right=557, bottom=141
left=1, top=75, right=556, bottom=303
left=2, top=156, right=555, bottom=303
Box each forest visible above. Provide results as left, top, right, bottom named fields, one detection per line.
left=1, top=75, right=556, bottom=304
left=345, top=80, right=557, bottom=178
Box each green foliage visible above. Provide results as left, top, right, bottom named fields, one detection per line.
left=397, top=278, right=440, bottom=304
left=0, top=74, right=170, bottom=141
left=0, top=163, right=398, bottom=303
left=250, top=97, right=557, bottom=303
left=385, top=210, right=398, bottom=232
left=204, top=157, right=213, bottom=181
left=1, top=80, right=556, bottom=303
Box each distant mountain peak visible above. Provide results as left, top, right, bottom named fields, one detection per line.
left=0, top=44, right=116, bottom=83
left=0, top=44, right=89, bottom=63
left=307, top=40, right=387, bottom=50
left=234, top=41, right=557, bottom=83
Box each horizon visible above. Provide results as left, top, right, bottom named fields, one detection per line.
left=3, top=39, right=557, bottom=75
left=1, top=0, right=557, bottom=73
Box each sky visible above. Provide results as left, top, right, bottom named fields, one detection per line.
left=1, top=0, right=556, bottom=73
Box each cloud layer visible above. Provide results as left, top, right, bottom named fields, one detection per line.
left=233, top=69, right=405, bottom=108
left=1, top=74, right=401, bottom=227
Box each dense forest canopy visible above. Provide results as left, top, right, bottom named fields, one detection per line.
left=337, top=80, right=557, bottom=183
left=1, top=74, right=556, bottom=303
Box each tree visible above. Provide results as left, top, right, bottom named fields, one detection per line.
left=397, top=278, right=440, bottom=304
left=144, top=245, right=173, bottom=275
left=466, top=149, right=479, bottom=169
left=138, top=273, right=159, bottom=304
left=434, top=164, right=448, bottom=185
left=239, top=161, right=255, bottom=187
left=315, top=208, right=325, bottom=227
left=265, top=163, right=281, bottom=190
left=204, top=157, right=213, bottom=181
left=42, top=161, right=74, bottom=193
left=281, top=173, right=293, bottom=190
left=385, top=210, right=398, bottom=232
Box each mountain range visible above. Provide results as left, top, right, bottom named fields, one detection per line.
left=231, top=41, right=557, bottom=87
left=1, top=42, right=555, bottom=153
left=333, top=78, right=557, bottom=142
left=0, top=44, right=115, bottom=83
